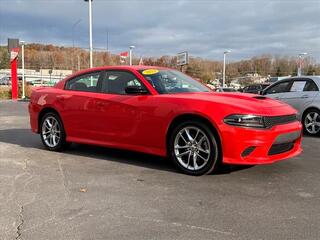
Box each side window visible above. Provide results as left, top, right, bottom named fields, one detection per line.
left=65, top=72, right=100, bottom=92
left=304, top=80, right=319, bottom=92
left=101, top=71, right=144, bottom=94
left=266, top=81, right=291, bottom=94
left=290, top=81, right=306, bottom=92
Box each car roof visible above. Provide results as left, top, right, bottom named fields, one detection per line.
left=54, top=65, right=176, bottom=89
left=265, top=76, right=320, bottom=90
left=280, top=76, right=320, bottom=82
left=79, top=65, right=173, bottom=72
left=280, top=76, right=320, bottom=86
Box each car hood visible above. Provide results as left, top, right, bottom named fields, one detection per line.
left=165, top=92, right=296, bottom=115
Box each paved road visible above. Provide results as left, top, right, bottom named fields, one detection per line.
left=0, top=101, right=319, bottom=240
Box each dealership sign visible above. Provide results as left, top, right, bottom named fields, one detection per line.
left=177, top=51, right=189, bottom=66
left=8, top=38, right=20, bottom=100
left=10, top=48, right=19, bottom=62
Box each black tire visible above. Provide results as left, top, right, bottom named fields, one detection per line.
left=169, top=121, right=220, bottom=176
left=302, top=108, right=320, bottom=136
left=40, top=112, right=70, bottom=151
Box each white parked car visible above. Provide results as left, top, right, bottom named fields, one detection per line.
left=262, top=76, right=320, bottom=136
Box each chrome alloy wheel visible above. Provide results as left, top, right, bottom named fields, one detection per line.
left=42, top=116, right=61, bottom=148
left=174, top=126, right=211, bottom=171
left=304, top=112, right=320, bottom=135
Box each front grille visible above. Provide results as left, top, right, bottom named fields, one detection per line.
left=268, top=142, right=295, bottom=156
left=264, top=114, right=297, bottom=128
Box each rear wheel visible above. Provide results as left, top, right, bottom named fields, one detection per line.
left=169, top=121, right=220, bottom=176
left=303, top=109, right=320, bottom=136
left=40, top=112, right=69, bottom=151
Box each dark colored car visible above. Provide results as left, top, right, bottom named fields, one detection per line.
left=0, top=76, right=11, bottom=85
left=215, top=87, right=237, bottom=92
left=241, top=84, right=270, bottom=94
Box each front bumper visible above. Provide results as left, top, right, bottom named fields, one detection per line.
left=220, top=121, right=302, bottom=165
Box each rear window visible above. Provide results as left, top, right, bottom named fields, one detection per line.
left=304, top=80, right=319, bottom=91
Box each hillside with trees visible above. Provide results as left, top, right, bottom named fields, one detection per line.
left=1, top=44, right=320, bottom=85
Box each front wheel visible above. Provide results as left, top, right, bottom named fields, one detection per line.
left=40, top=112, right=69, bottom=151
left=169, top=121, right=220, bottom=176
left=303, top=109, right=320, bottom=136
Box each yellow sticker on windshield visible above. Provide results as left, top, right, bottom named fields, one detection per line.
left=142, top=69, right=159, bottom=75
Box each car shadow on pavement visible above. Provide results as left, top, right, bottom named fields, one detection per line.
left=0, top=128, right=254, bottom=175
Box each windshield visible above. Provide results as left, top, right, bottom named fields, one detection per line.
left=139, top=69, right=210, bottom=94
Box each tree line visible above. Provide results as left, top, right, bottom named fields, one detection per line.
left=1, top=44, right=320, bottom=84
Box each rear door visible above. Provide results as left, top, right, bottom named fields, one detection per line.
left=280, top=78, right=319, bottom=117
left=264, top=80, right=292, bottom=100
left=58, top=71, right=103, bottom=140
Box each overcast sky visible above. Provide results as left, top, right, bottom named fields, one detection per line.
left=0, top=0, right=319, bottom=61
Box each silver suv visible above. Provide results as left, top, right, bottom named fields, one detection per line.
left=262, top=76, right=320, bottom=136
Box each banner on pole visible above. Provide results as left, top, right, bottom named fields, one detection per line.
left=120, top=52, right=128, bottom=63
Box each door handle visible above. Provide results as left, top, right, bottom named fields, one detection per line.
left=57, top=96, right=65, bottom=102
left=301, top=95, right=309, bottom=98
left=274, top=97, right=280, bottom=100
left=96, top=101, right=105, bottom=107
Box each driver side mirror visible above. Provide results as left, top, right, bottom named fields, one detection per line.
left=125, top=85, right=148, bottom=94
left=260, top=89, right=267, bottom=95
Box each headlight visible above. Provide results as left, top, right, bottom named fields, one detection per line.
left=224, top=114, right=266, bottom=128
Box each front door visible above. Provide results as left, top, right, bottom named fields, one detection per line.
left=91, top=70, right=153, bottom=146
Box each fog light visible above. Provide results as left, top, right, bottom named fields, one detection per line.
left=241, top=146, right=256, bottom=157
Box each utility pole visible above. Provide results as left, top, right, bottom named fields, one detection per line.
left=72, top=19, right=81, bottom=71
left=129, top=45, right=135, bottom=66
left=78, top=55, right=81, bottom=71
left=106, top=29, right=109, bottom=52
left=223, top=50, right=231, bottom=87
left=298, top=52, right=307, bottom=77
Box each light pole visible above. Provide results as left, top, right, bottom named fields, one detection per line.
left=223, top=50, right=231, bottom=87
left=84, top=0, right=93, bottom=68
left=20, top=41, right=25, bottom=99
left=298, top=52, right=307, bottom=77
left=129, top=45, right=135, bottom=66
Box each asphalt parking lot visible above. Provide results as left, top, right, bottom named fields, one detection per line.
left=0, top=101, right=320, bottom=240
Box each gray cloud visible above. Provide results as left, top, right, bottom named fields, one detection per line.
left=0, top=0, right=319, bottom=61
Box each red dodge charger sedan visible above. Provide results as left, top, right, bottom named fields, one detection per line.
left=29, top=66, right=302, bottom=175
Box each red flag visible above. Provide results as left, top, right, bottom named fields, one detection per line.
left=120, top=51, right=128, bottom=57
